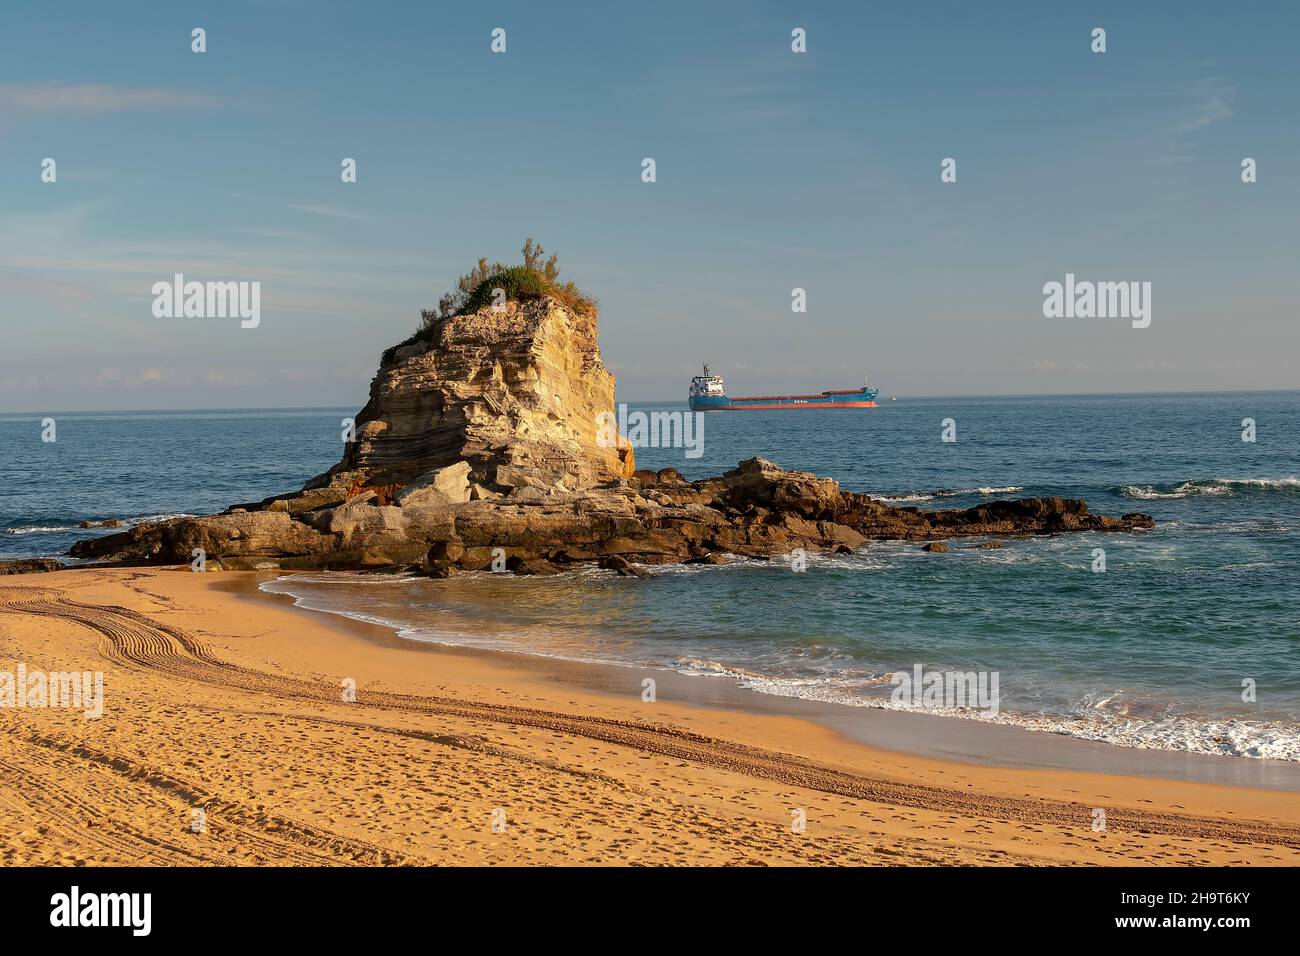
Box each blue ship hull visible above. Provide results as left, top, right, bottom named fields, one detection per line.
left=689, top=386, right=880, bottom=411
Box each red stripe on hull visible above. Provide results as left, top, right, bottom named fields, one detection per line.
left=732, top=392, right=862, bottom=401
left=708, top=401, right=879, bottom=410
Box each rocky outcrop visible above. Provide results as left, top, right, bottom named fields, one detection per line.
left=68, top=293, right=1154, bottom=574
left=72, top=457, right=1154, bottom=573
left=0, top=558, right=65, bottom=575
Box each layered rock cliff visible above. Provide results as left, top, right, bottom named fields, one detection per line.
left=312, top=297, right=631, bottom=501
left=71, top=294, right=1154, bottom=573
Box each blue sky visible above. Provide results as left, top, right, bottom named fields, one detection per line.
left=1, top=0, right=1297, bottom=410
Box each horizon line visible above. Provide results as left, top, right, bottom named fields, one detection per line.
left=2, top=386, right=1298, bottom=417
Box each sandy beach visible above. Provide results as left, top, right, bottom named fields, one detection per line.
left=0, top=566, right=1297, bottom=867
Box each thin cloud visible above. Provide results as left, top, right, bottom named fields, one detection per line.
left=1176, top=90, right=1234, bottom=135
left=0, top=83, right=224, bottom=113
left=1148, top=77, right=1237, bottom=166
left=78, top=367, right=176, bottom=388
left=228, top=227, right=320, bottom=243
left=286, top=203, right=376, bottom=224
left=58, top=168, right=118, bottom=181
left=203, top=369, right=267, bottom=386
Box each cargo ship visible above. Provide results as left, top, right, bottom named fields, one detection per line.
left=688, top=365, right=879, bottom=411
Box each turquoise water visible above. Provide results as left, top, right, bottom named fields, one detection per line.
left=2, top=394, right=1298, bottom=758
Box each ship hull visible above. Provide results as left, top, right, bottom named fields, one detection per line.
left=689, top=390, right=879, bottom=411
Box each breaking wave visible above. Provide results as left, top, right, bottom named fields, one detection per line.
left=669, top=659, right=1300, bottom=760
left=1117, top=478, right=1300, bottom=500
left=2, top=524, right=80, bottom=536
left=871, top=485, right=1025, bottom=503
left=2, top=513, right=195, bottom=536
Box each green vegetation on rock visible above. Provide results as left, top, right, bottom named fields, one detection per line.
left=380, top=239, right=597, bottom=366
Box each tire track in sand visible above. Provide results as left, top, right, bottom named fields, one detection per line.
left=0, top=586, right=413, bottom=865
left=3, top=586, right=1299, bottom=853
left=4, top=727, right=414, bottom=866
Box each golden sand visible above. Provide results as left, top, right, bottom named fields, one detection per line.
left=0, top=567, right=1296, bottom=866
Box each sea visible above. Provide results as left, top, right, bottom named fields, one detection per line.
left=2, top=393, right=1297, bottom=760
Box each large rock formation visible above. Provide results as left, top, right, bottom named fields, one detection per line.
left=309, top=297, right=631, bottom=499
left=71, top=295, right=1154, bottom=573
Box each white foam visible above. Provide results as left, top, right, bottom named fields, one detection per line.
left=716, top=674, right=1300, bottom=761
left=871, top=485, right=1025, bottom=503
left=1118, top=477, right=1299, bottom=499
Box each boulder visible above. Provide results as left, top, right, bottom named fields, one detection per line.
left=685, top=552, right=729, bottom=565
left=599, top=555, right=650, bottom=578
left=396, top=461, right=472, bottom=507
left=507, top=556, right=563, bottom=576
left=0, top=558, right=65, bottom=575
left=226, top=486, right=351, bottom=516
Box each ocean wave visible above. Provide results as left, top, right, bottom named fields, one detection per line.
left=696, top=670, right=1300, bottom=760
left=1003, top=711, right=1300, bottom=761
left=621, top=645, right=1300, bottom=760
left=1117, top=478, right=1300, bottom=500
left=128, top=512, right=195, bottom=524
left=672, top=657, right=772, bottom=681
left=871, top=485, right=1025, bottom=503
left=673, top=655, right=895, bottom=686
left=265, top=571, right=425, bottom=587
left=2, top=513, right=196, bottom=536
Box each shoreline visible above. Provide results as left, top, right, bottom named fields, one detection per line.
left=239, top=570, right=1300, bottom=792
left=1, top=565, right=1298, bottom=865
